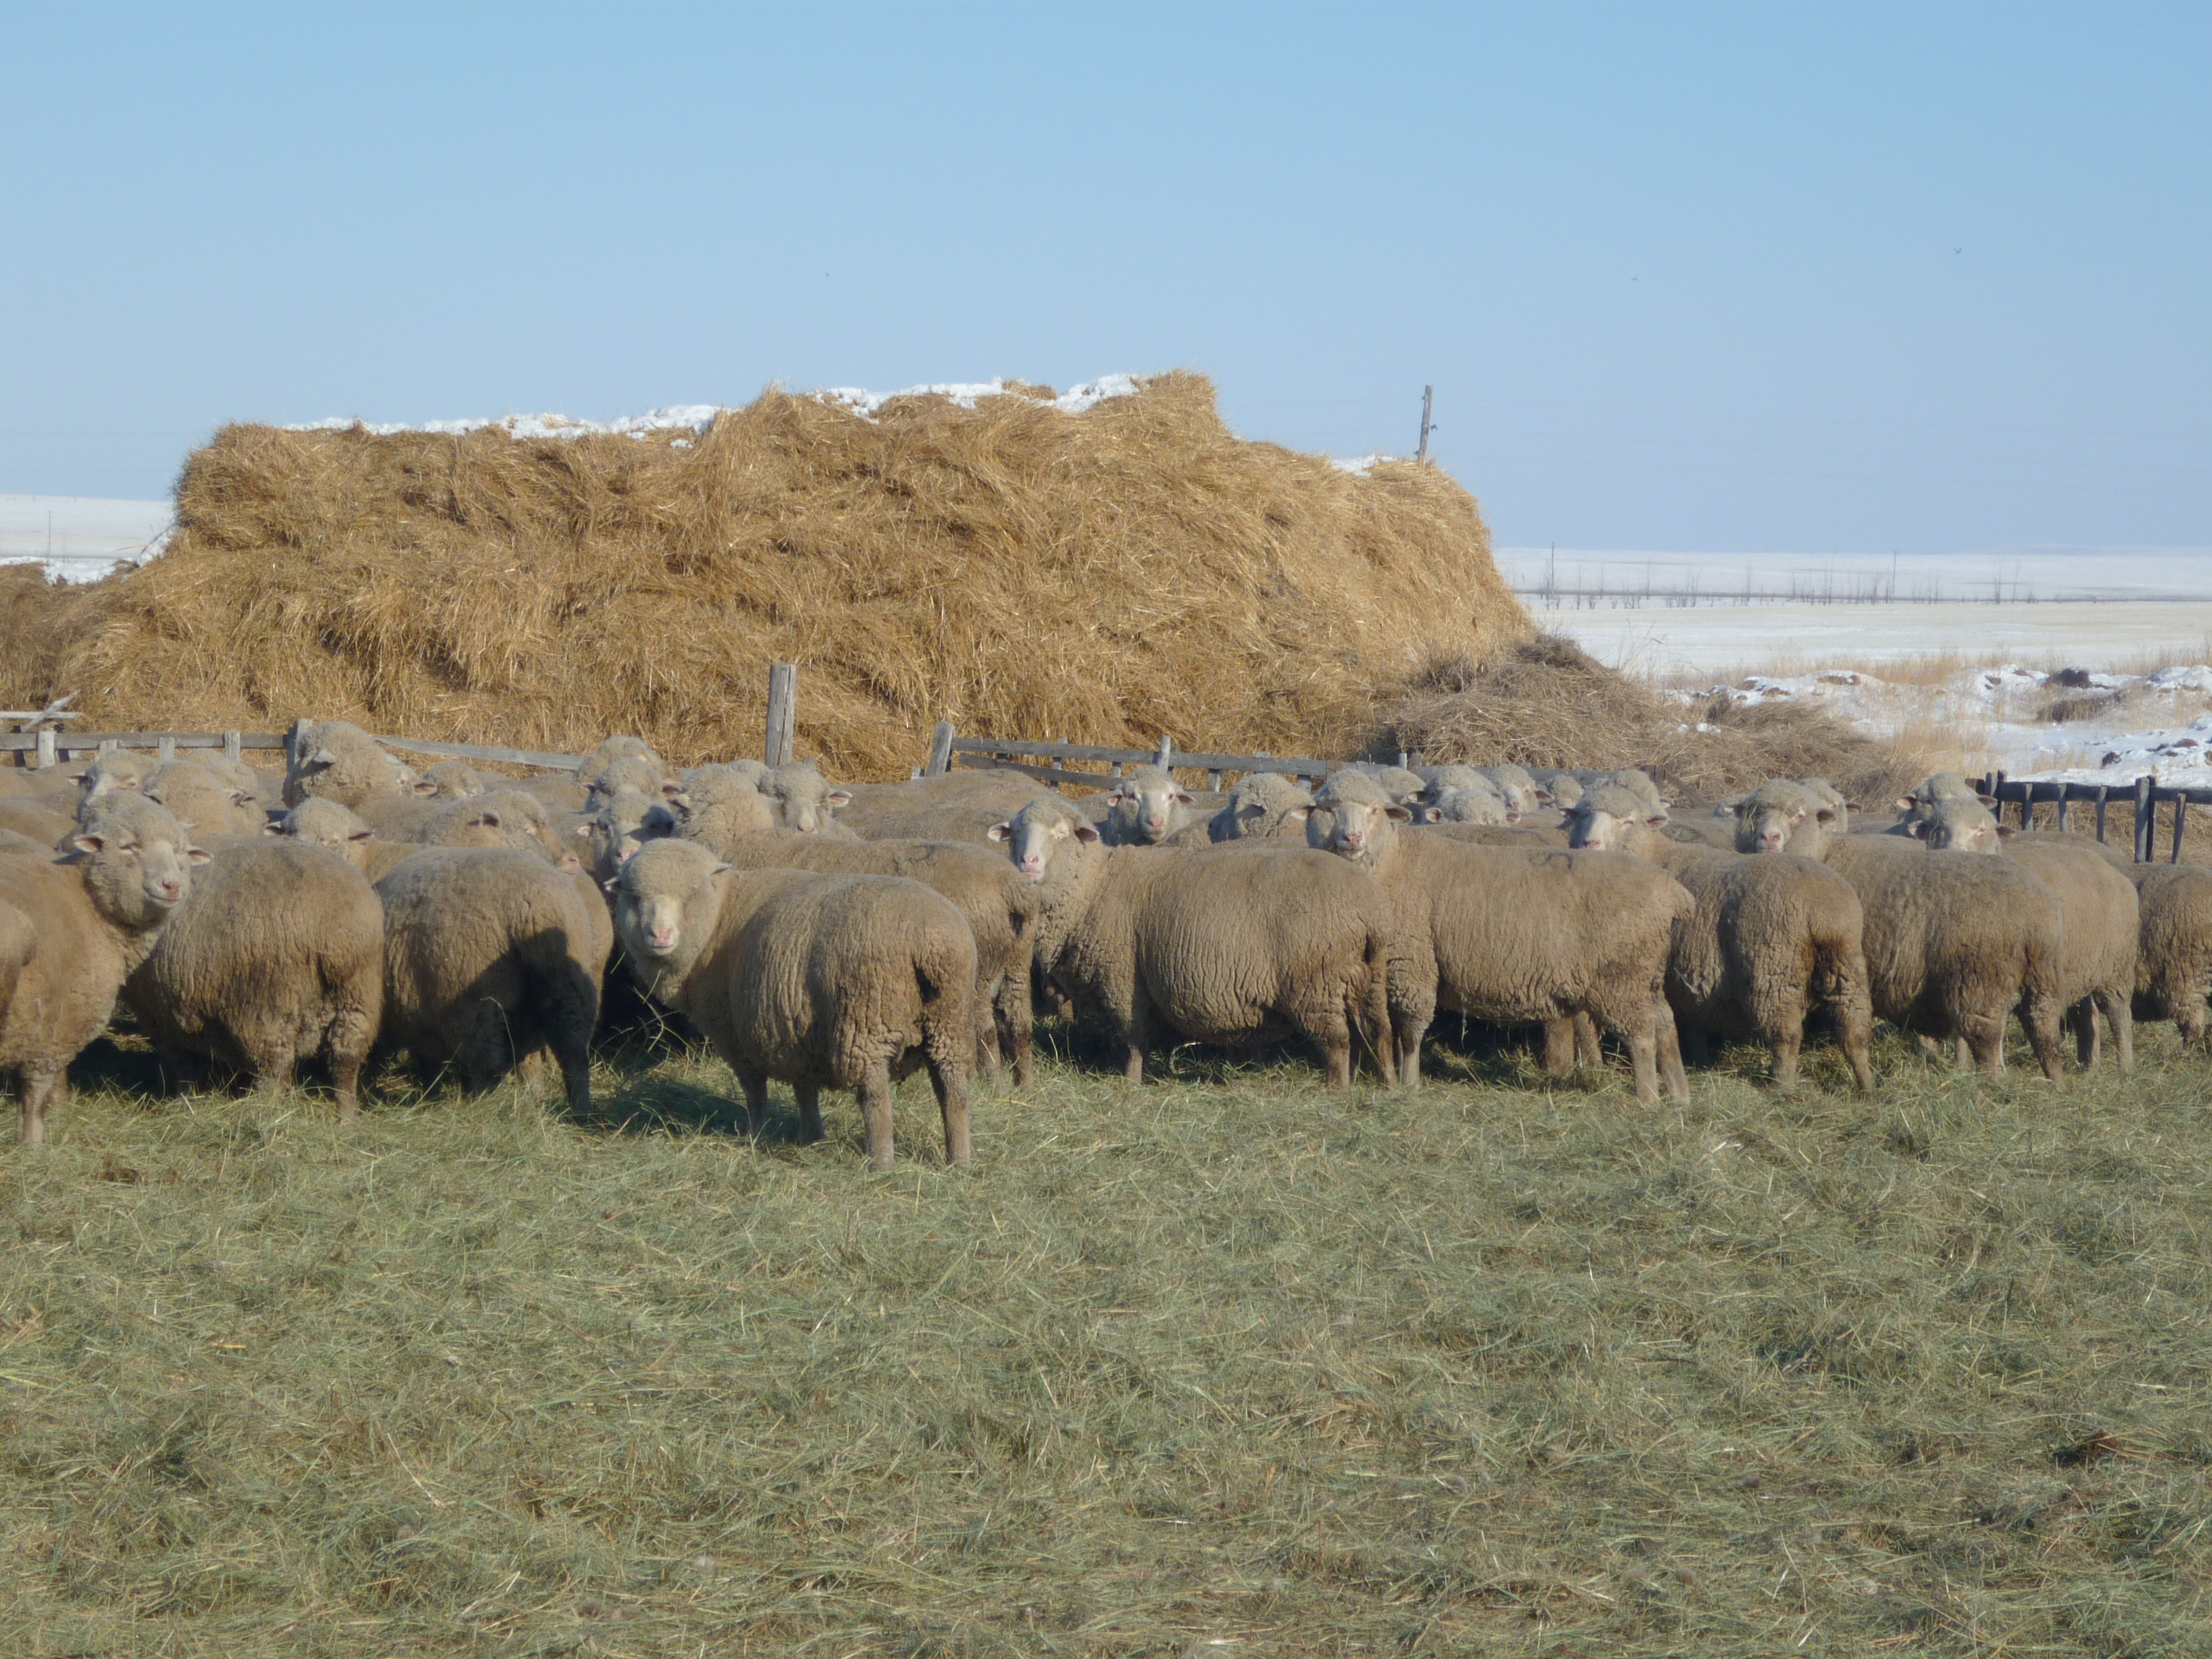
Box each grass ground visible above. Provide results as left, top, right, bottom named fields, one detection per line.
left=5, top=1018, right=2211, bottom=1657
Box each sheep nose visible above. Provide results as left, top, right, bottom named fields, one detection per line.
left=1342, top=829, right=1366, bottom=850
left=617, top=845, right=635, bottom=863
left=154, top=878, right=182, bottom=903
left=647, top=926, right=676, bottom=950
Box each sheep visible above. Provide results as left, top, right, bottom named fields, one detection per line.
left=1413, top=779, right=1515, bottom=826
left=586, top=754, right=682, bottom=806
left=1799, top=778, right=1851, bottom=834
left=1733, top=781, right=2066, bottom=1078
left=277, top=798, right=379, bottom=863
left=284, top=719, right=413, bottom=809
left=0, top=796, right=209, bottom=1143
left=375, top=848, right=607, bottom=1114
left=1912, top=800, right=2138, bottom=1069
left=517, top=770, right=592, bottom=816
left=1895, top=771, right=1992, bottom=825
left=418, top=758, right=489, bottom=799
left=575, top=787, right=680, bottom=884
left=614, top=839, right=976, bottom=1170
left=575, top=736, right=668, bottom=788
left=70, top=750, right=152, bottom=813
left=836, top=769, right=1053, bottom=844
left=673, top=769, right=781, bottom=854
left=1, top=800, right=77, bottom=846
left=1208, top=772, right=1316, bottom=842
left=1481, top=764, right=1553, bottom=818
left=758, top=762, right=856, bottom=837
left=1092, top=764, right=1197, bottom=846
left=123, top=839, right=384, bottom=1119
left=711, top=830, right=1040, bottom=1085
left=141, top=760, right=268, bottom=838
left=176, top=750, right=281, bottom=810
left=2131, top=863, right=2212, bottom=1048
left=1418, top=821, right=1569, bottom=849
left=988, top=796, right=1393, bottom=1088
left=1305, top=771, right=1691, bottom=1101
left=1527, top=769, right=1584, bottom=810
left=682, top=760, right=769, bottom=794
left=1346, top=762, right=1428, bottom=804
left=1567, top=785, right=1875, bottom=1091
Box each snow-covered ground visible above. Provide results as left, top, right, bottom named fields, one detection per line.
left=0, top=494, right=172, bottom=583
left=1534, top=598, right=2212, bottom=677
left=1676, top=661, right=2212, bottom=790
left=1497, top=545, right=2212, bottom=605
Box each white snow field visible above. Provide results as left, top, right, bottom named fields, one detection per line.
left=0, top=495, right=173, bottom=583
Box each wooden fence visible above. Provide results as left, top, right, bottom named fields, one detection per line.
left=920, top=722, right=1404, bottom=792
left=1978, top=772, right=2212, bottom=864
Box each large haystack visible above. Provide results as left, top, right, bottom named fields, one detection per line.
left=12, top=374, right=1528, bottom=779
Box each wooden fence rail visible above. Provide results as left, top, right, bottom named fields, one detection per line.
left=925, top=723, right=1397, bottom=792
left=1977, top=772, right=2212, bottom=864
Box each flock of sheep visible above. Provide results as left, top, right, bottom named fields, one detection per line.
left=1, top=724, right=2207, bottom=1169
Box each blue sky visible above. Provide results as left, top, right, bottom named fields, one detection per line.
left=3, top=3, right=2205, bottom=554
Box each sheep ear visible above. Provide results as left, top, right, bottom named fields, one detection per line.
left=1647, top=813, right=1668, bottom=828
left=184, top=846, right=213, bottom=865
left=1385, top=804, right=1412, bottom=822
left=986, top=823, right=1012, bottom=843
left=1893, top=796, right=1916, bottom=812
left=1815, top=807, right=1837, bottom=825
left=310, top=747, right=340, bottom=767
left=228, top=790, right=252, bottom=806
left=1172, top=792, right=1194, bottom=806
left=1845, top=799, right=1861, bottom=811
left=1237, top=802, right=1266, bottom=819
left=660, top=781, right=683, bottom=798
left=1906, top=820, right=1930, bottom=840
left=712, top=861, right=733, bottom=876
left=1073, top=823, right=1101, bottom=843
left=825, top=790, right=852, bottom=809
left=1532, top=787, right=1553, bottom=803
left=72, top=832, right=104, bottom=855
left=350, top=830, right=373, bottom=844
left=1995, top=824, right=2016, bottom=839
left=412, top=779, right=439, bottom=796
left=1286, top=806, right=1312, bottom=823
left=479, top=811, right=503, bottom=827
left=1976, top=794, right=1996, bottom=808
left=1732, top=802, right=1750, bottom=819
left=66, top=769, right=89, bottom=785
left=261, top=821, right=283, bottom=836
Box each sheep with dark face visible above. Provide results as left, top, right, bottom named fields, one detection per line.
left=614, top=839, right=976, bottom=1170
left=988, top=796, right=1393, bottom=1089
left=0, top=796, right=208, bottom=1144
left=1734, top=781, right=2066, bottom=1078
left=1306, top=771, right=1691, bottom=1101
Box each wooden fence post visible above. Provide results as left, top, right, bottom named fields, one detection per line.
left=1155, top=735, right=1174, bottom=772
left=926, top=720, right=955, bottom=778
left=2175, top=795, right=2189, bottom=864
left=764, top=662, right=797, bottom=769
left=224, top=730, right=242, bottom=763
left=2095, top=784, right=2109, bottom=844
left=2055, top=787, right=2070, bottom=834
left=157, top=735, right=176, bottom=762
left=2135, top=776, right=2154, bottom=863
left=35, top=729, right=54, bottom=770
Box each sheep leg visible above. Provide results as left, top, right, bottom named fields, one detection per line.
left=1654, top=1002, right=1691, bottom=1103
left=975, top=993, right=1004, bottom=1085
left=2017, top=993, right=2066, bottom=1083
left=552, top=1029, right=592, bottom=1120
left=1574, top=1012, right=1601, bottom=1069
left=1961, top=1013, right=2006, bottom=1076
left=996, top=975, right=1036, bottom=1089
left=1540, top=1019, right=1577, bottom=1076
left=15, top=1065, right=63, bottom=1147
left=246, top=1039, right=295, bottom=1107
left=857, top=1060, right=896, bottom=1172
left=929, top=1058, right=972, bottom=1167
left=792, top=1083, right=825, bottom=1143
left=734, top=1068, right=770, bottom=1138
left=2068, top=997, right=2097, bottom=1068
left=2095, top=987, right=2134, bottom=1073
left=1954, top=1036, right=1973, bottom=1071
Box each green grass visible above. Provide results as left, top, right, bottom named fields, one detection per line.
left=5, top=1021, right=2212, bottom=1656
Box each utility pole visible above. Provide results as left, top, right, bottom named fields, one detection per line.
left=1416, top=386, right=1434, bottom=462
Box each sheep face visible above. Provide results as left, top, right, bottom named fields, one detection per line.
left=72, top=752, right=150, bottom=809
left=68, top=798, right=210, bottom=925
left=1909, top=798, right=2008, bottom=854
left=1430, top=781, right=1512, bottom=825
left=1306, top=774, right=1409, bottom=872
left=612, top=839, right=726, bottom=967
left=1565, top=785, right=1666, bottom=855
left=1107, top=767, right=1194, bottom=844
left=1733, top=781, right=1837, bottom=857
left=762, top=764, right=852, bottom=836
left=987, top=801, right=1097, bottom=882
